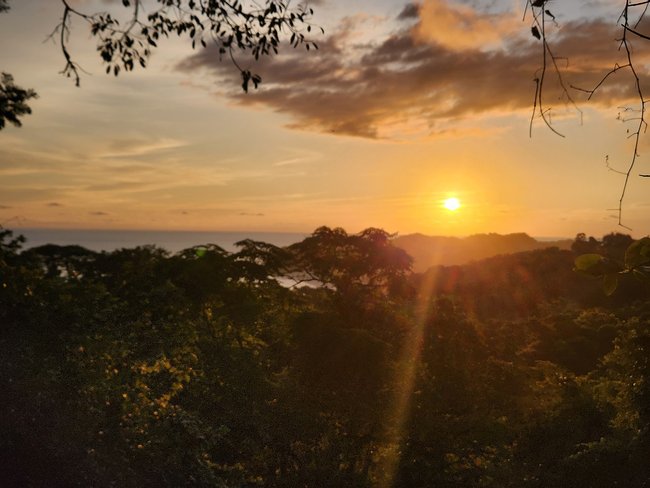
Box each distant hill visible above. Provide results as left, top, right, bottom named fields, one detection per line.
left=393, top=232, right=572, bottom=272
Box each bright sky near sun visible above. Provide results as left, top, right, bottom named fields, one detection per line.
left=1, top=0, right=649, bottom=237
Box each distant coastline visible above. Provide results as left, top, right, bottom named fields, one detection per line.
left=13, top=228, right=309, bottom=254
left=11, top=228, right=574, bottom=272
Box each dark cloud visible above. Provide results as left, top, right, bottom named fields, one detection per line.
left=46, top=202, right=63, bottom=207
left=397, top=3, right=420, bottom=21
left=239, top=212, right=265, bottom=217
left=178, top=10, right=644, bottom=139
left=89, top=211, right=109, bottom=216
left=0, top=205, right=12, bottom=209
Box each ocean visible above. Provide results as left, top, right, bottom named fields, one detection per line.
left=12, top=228, right=308, bottom=254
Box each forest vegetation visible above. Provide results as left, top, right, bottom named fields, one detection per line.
left=3, top=2, right=650, bottom=486
left=2, top=226, right=650, bottom=487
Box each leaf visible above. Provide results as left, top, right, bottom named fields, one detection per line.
left=575, top=254, right=605, bottom=272
left=531, top=26, right=541, bottom=40
left=575, top=253, right=622, bottom=276
left=241, top=70, right=250, bottom=93
left=603, top=273, right=619, bottom=296
left=625, top=237, right=650, bottom=269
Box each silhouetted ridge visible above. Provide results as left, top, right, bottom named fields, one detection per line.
left=393, top=232, right=572, bottom=271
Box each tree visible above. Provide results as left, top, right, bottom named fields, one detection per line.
left=0, top=0, right=317, bottom=130
left=0, top=2, right=37, bottom=130
left=54, top=0, right=318, bottom=90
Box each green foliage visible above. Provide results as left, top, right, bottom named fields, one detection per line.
left=625, top=237, right=650, bottom=269
left=2, top=227, right=650, bottom=486
left=575, top=235, right=650, bottom=296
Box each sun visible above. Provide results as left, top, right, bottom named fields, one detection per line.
left=443, top=197, right=461, bottom=211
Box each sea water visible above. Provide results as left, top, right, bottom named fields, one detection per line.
left=13, top=228, right=308, bottom=254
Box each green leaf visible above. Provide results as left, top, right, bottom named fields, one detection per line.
left=603, top=273, right=619, bottom=296
left=575, top=254, right=605, bottom=272
left=625, top=237, right=650, bottom=269
left=575, top=253, right=622, bottom=275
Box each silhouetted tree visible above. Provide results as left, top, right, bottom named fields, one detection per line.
left=571, top=233, right=600, bottom=255
left=0, top=2, right=37, bottom=130
left=0, top=0, right=317, bottom=129
left=54, top=0, right=319, bottom=89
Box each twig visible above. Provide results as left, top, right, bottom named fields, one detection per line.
left=527, top=5, right=583, bottom=138
left=542, top=0, right=649, bottom=228
left=615, top=1, right=646, bottom=228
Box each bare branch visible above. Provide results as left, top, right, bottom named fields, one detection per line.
left=529, top=0, right=649, bottom=228
left=526, top=5, right=584, bottom=139
left=571, top=63, right=630, bottom=101
left=615, top=1, right=646, bottom=228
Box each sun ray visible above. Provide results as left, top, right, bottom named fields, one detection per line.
left=377, top=255, right=440, bottom=486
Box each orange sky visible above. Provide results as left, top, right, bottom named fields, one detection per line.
left=1, top=0, right=649, bottom=237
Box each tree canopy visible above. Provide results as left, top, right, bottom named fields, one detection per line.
left=0, top=72, right=37, bottom=129
left=0, top=2, right=37, bottom=129
left=2, top=226, right=650, bottom=486
left=54, top=0, right=318, bottom=90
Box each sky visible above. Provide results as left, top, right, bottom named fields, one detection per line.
left=1, top=0, right=650, bottom=237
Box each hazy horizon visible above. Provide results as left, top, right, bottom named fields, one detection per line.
left=9, top=225, right=578, bottom=239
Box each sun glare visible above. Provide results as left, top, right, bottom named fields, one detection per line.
left=443, top=197, right=461, bottom=211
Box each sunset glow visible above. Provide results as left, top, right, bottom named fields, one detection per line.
left=0, top=0, right=648, bottom=236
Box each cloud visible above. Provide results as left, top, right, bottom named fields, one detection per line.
left=85, top=181, right=150, bottom=192
left=99, top=138, right=188, bottom=159
left=397, top=3, right=420, bottom=21
left=177, top=6, right=646, bottom=139
left=239, top=212, right=265, bottom=217
left=89, top=211, right=109, bottom=216
left=46, top=202, right=63, bottom=207
left=413, top=0, right=521, bottom=51
left=272, top=157, right=312, bottom=167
